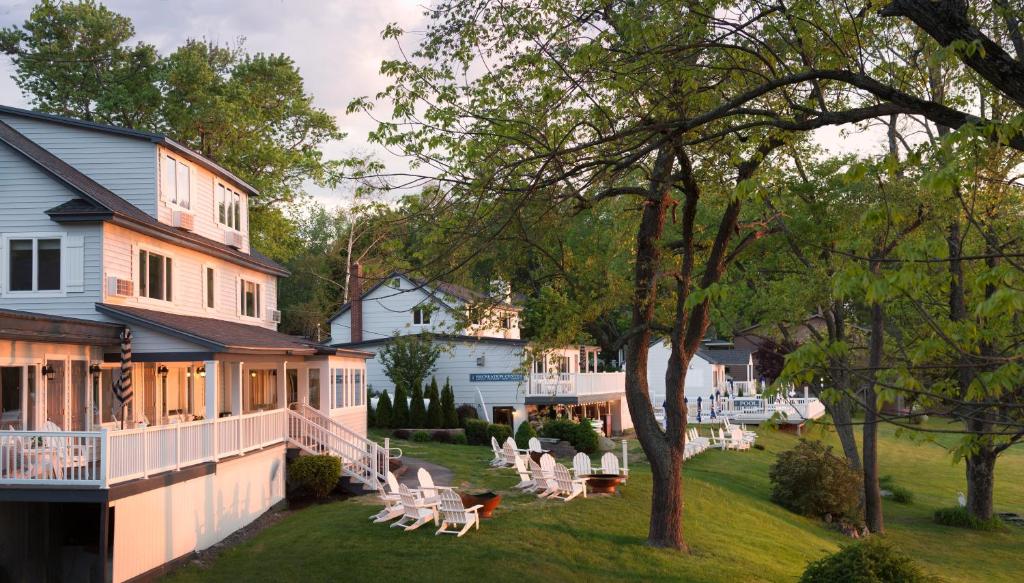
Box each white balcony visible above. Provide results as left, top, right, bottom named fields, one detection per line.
left=527, top=372, right=625, bottom=398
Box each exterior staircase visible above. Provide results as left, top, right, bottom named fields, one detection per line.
left=286, top=403, right=400, bottom=491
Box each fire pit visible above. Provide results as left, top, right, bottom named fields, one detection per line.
left=585, top=473, right=624, bottom=495
left=458, top=491, right=502, bottom=518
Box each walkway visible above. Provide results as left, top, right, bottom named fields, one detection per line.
left=395, top=456, right=455, bottom=488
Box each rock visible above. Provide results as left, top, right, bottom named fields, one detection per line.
left=824, top=513, right=833, bottom=523
left=547, top=440, right=577, bottom=459
left=598, top=436, right=616, bottom=451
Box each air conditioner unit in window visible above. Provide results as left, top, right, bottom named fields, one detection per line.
left=171, top=210, right=195, bottom=231
left=269, top=309, right=282, bottom=323
left=476, top=355, right=486, bottom=367
left=106, top=276, right=134, bottom=297
left=224, top=230, right=243, bottom=249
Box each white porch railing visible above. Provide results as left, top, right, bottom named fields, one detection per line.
left=0, top=431, right=105, bottom=486
left=527, top=372, right=625, bottom=397
left=681, top=395, right=826, bottom=423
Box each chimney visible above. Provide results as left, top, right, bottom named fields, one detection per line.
left=349, top=263, right=364, bottom=343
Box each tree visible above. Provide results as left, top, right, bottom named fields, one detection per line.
left=375, top=390, right=393, bottom=429
left=0, top=0, right=162, bottom=127
left=378, top=333, right=442, bottom=396
left=441, top=378, right=458, bottom=429
left=390, top=384, right=409, bottom=429
left=425, top=377, right=442, bottom=429
left=409, top=383, right=427, bottom=428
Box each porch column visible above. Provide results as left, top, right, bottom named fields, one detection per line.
left=231, top=361, right=243, bottom=416
left=319, top=362, right=332, bottom=416
left=204, top=360, right=218, bottom=418
left=298, top=367, right=309, bottom=408
left=278, top=360, right=288, bottom=409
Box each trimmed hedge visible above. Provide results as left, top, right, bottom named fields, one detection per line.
left=465, top=419, right=490, bottom=445
left=799, top=538, right=935, bottom=583
left=411, top=430, right=431, bottom=442
left=287, top=455, right=340, bottom=499
left=487, top=423, right=512, bottom=445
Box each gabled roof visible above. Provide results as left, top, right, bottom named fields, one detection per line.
left=328, top=271, right=523, bottom=322
left=698, top=348, right=753, bottom=365
left=96, top=304, right=372, bottom=358
left=0, top=104, right=257, bottom=196
left=0, top=119, right=288, bottom=277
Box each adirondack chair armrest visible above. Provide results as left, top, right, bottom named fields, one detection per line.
left=465, top=504, right=484, bottom=513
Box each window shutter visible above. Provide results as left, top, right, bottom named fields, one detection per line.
left=65, top=236, right=85, bottom=293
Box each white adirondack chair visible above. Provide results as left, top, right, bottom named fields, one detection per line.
left=416, top=467, right=452, bottom=502
left=528, top=437, right=543, bottom=452
left=571, top=452, right=597, bottom=478
left=731, top=428, right=751, bottom=451
left=549, top=464, right=587, bottom=502
left=708, top=428, right=727, bottom=450
left=391, top=484, right=438, bottom=531
left=505, top=436, right=529, bottom=454
left=489, top=436, right=505, bottom=467
left=501, top=441, right=521, bottom=467
left=370, top=472, right=404, bottom=523
left=601, top=452, right=628, bottom=482
left=435, top=489, right=483, bottom=537
left=529, top=457, right=557, bottom=497
left=512, top=454, right=535, bottom=490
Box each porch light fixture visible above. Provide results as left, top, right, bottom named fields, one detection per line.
left=89, top=363, right=102, bottom=374
left=250, top=370, right=257, bottom=378
left=197, top=365, right=206, bottom=378
left=158, top=365, right=169, bottom=378
left=42, top=364, right=55, bottom=380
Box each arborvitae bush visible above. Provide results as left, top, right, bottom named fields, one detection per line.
left=391, top=384, right=410, bottom=428
left=375, top=391, right=393, bottom=429
left=425, top=377, right=443, bottom=428
left=409, top=383, right=427, bottom=428
left=367, top=399, right=376, bottom=428
left=441, top=378, right=458, bottom=428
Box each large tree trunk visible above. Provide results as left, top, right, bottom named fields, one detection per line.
left=966, top=445, right=997, bottom=520
left=647, top=442, right=687, bottom=549
left=863, top=271, right=885, bottom=533
left=823, top=304, right=861, bottom=470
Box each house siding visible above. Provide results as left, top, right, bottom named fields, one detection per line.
left=0, top=141, right=104, bottom=318
left=0, top=114, right=158, bottom=216
left=647, top=340, right=716, bottom=405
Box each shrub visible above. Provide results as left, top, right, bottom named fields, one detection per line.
left=514, top=420, right=538, bottom=449
left=367, top=399, right=376, bottom=428
left=879, top=476, right=914, bottom=505
left=411, top=430, right=431, bottom=442
left=800, top=538, right=935, bottom=583
left=425, top=377, right=442, bottom=428
left=430, top=430, right=452, bottom=443
left=441, top=379, right=459, bottom=428
left=540, top=418, right=578, bottom=442
left=391, top=384, right=410, bottom=428
left=287, top=455, right=340, bottom=499
left=457, top=403, right=479, bottom=426
left=375, top=391, right=393, bottom=429
left=451, top=433, right=468, bottom=445
left=465, top=419, right=490, bottom=445
left=392, top=428, right=412, bottom=440
left=487, top=423, right=513, bottom=445
left=933, top=507, right=1004, bottom=531
left=769, top=439, right=862, bottom=521
left=409, top=384, right=427, bottom=428
left=573, top=420, right=600, bottom=454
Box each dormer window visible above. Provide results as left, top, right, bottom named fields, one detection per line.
left=413, top=307, right=432, bottom=325
left=386, top=277, right=401, bottom=289
left=217, top=183, right=242, bottom=231
left=161, top=155, right=191, bottom=210
left=501, top=315, right=513, bottom=330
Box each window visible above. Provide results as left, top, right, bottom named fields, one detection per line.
left=217, top=183, right=243, bottom=231
left=7, top=238, right=61, bottom=292
left=205, top=267, right=216, bottom=309
left=308, top=368, right=320, bottom=409
left=240, top=279, right=261, bottom=318
left=1, top=367, right=23, bottom=429
left=501, top=315, right=513, bottom=330
left=332, top=368, right=365, bottom=408
left=386, top=277, right=401, bottom=289
left=413, top=306, right=431, bottom=325
left=161, top=155, right=191, bottom=209
left=139, top=249, right=172, bottom=301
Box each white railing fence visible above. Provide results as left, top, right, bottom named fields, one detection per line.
left=0, top=431, right=105, bottom=486
left=528, top=372, right=626, bottom=396
left=288, top=403, right=399, bottom=490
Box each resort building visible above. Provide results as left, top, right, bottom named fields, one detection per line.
left=328, top=267, right=632, bottom=434
left=0, top=106, right=383, bottom=582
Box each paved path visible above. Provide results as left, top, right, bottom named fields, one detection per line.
left=395, top=456, right=455, bottom=488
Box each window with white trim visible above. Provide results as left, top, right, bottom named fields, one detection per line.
left=333, top=367, right=365, bottom=408
left=7, top=238, right=61, bottom=292
left=161, top=155, right=191, bottom=209
left=205, top=267, right=216, bottom=309
left=240, top=279, right=261, bottom=318
left=412, top=306, right=431, bottom=325
left=217, top=183, right=243, bottom=231
left=139, top=249, right=172, bottom=301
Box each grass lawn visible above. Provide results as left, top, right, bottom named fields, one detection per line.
left=165, top=420, right=1023, bottom=582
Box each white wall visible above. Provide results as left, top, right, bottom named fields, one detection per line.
left=110, top=445, right=285, bottom=583
left=646, top=340, right=715, bottom=406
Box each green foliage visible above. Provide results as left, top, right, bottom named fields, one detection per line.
left=287, top=455, right=340, bottom=499
left=879, top=476, right=914, bottom=505
left=366, top=398, right=376, bottom=428
left=799, top=538, right=935, bottom=583
left=573, top=420, right=600, bottom=454
left=391, top=385, right=409, bottom=429
left=769, top=440, right=863, bottom=521
left=933, top=507, right=1004, bottom=531
left=486, top=423, right=513, bottom=445
left=374, top=391, right=393, bottom=429
left=464, top=419, right=490, bottom=445
left=409, top=383, right=427, bottom=428
left=425, top=377, right=442, bottom=428
left=451, top=433, right=468, bottom=445
left=379, top=333, right=442, bottom=396
left=457, top=404, right=479, bottom=426
left=411, top=430, right=431, bottom=442
left=441, top=378, right=458, bottom=429
left=514, top=421, right=537, bottom=449
left=540, top=419, right=579, bottom=442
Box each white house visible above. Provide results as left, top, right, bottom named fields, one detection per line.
left=329, top=268, right=631, bottom=434
left=646, top=339, right=756, bottom=405
left=0, top=105, right=385, bottom=582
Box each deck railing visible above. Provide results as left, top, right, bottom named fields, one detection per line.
left=527, top=372, right=625, bottom=397
left=0, top=409, right=289, bottom=488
